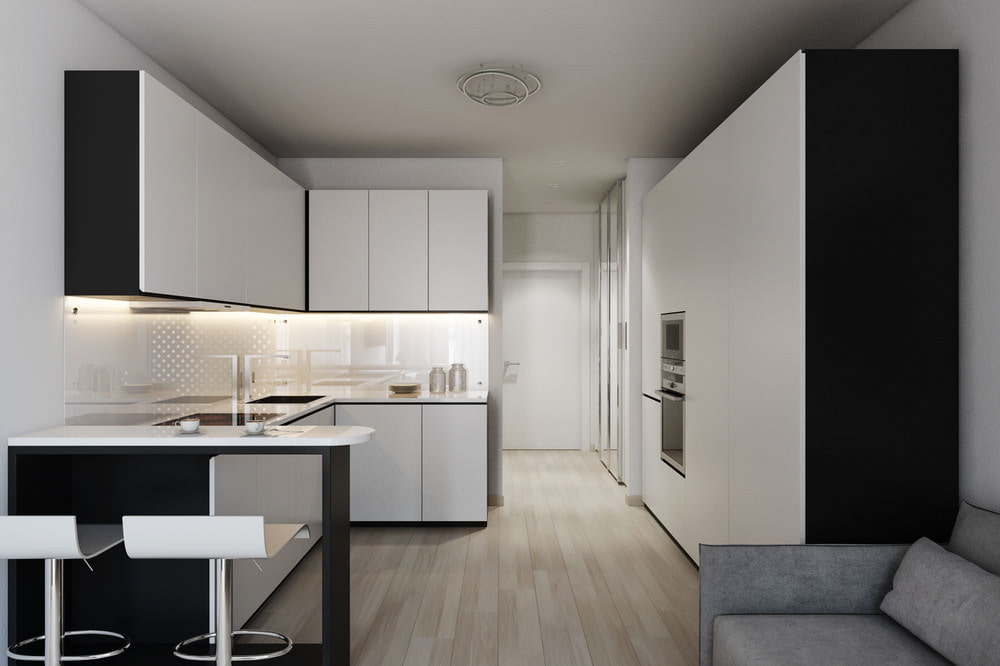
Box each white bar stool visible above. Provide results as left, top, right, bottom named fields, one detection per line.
left=122, top=515, right=308, bottom=665
left=0, top=516, right=130, bottom=665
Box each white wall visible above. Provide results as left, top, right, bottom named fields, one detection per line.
left=623, top=159, right=681, bottom=500
left=0, top=0, right=275, bottom=656
left=859, top=0, right=1000, bottom=511
left=279, top=158, right=505, bottom=502
left=503, top=212, right=599, bottom=452
left=504, top=213, right=597, bottom=264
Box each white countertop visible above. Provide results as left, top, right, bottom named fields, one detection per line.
left=8, top=425, right=374, bottom=447
left=62, top=389, right=489, bottom=428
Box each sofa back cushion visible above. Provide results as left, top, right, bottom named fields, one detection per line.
left=881, top=537, right=1000, bottom=666
left=948, top=501, right=1000, bottom=575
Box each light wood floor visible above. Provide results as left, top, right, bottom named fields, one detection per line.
left=247, top=450, right=699, bottom=665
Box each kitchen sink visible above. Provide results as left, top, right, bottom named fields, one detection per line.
left=246, top=395, right=325, bottom=404
left=154, top=395, right=230, bottom=404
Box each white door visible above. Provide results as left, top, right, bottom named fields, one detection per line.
left=502, top=264, right=589, bottom=450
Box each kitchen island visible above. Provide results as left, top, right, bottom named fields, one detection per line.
left=7, top=425, right=372, bottom=666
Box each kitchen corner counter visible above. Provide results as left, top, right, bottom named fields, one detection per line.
left=8, top=424, right=373, bottom=447
left=7, top=426, right=364, bottom=665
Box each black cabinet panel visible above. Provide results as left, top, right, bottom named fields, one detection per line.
left=65, top=71, right=143, bottom=297
left=804, top=50, right=959, bottom=543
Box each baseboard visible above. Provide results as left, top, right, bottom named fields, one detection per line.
left=625, top=494, right=644, bottom=507
left=488, top=494, right=504, bottom=507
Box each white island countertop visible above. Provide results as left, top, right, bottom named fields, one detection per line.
left=8, top=424, right=373, bottom=448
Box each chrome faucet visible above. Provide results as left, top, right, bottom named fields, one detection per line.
left=199, top=353, right=290, bottom=403
left=243, top=354, right=290, bottom=403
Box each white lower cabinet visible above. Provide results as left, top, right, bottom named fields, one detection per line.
left=289, top=404, right=336, bottom=425
left=422, top=404, right=487, bottom=522
left=334, top=403, right=486, bottom=522
left=336, top=404, right=422, bottom=522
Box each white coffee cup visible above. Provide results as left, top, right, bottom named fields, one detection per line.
left=245, top=418, right=266, bottom=435
left=178, top=418, right=200, bottom=434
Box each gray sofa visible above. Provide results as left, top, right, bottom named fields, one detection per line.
left=699, top=502, right=1000, bottom=665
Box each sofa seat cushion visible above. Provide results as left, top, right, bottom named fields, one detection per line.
left=712, top=614, right=949, bottom=666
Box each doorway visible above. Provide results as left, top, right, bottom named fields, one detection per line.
left=501, top=263, right=590, bottom=450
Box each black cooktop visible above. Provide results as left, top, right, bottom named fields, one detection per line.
left=154, top=412, right=282, bottom=426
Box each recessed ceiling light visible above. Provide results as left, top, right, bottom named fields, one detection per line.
left=547, top=183, right=561, bottom=189
left=554, top=160, right=569, bottom=167
left=457, top=66, right=542, bottom=107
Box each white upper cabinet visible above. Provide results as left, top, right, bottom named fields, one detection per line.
left=245, top=156, right=305, bottom=310
left=65, top=70, right=304, bottom=309
left=196, top=115, right=249, bottom=305
left=309, top=191, right=369, bottom=311
left=428, top=190, right=488, bottom=311
left=307, top=188, right=488, bottom=312
left=139, top=72, right=197, bottom=297
left=369, top=190, right=429, bottom=311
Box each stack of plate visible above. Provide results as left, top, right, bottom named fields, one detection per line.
left=388, top=382, right=421, bottom=395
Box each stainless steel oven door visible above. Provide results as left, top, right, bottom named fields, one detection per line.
left=659, top=388, right=685, bottom=476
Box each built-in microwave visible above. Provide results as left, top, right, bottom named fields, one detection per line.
left=661, top=312, right=684, bottom=361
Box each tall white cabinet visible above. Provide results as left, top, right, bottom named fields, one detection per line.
left=641, top=50, right=958, bottom=563
left=308, top=189, right=488, bottom=312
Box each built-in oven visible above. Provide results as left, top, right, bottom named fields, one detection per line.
left=660, top=312, right=685, bottom=475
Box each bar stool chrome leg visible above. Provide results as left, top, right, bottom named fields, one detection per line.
left=173, top=558, right=292, bottom=665
left=45, top=559, right=62, bottom=666
left=216, top=558, right=232, bottom=666
left=7, top=558, right=130, bottom=664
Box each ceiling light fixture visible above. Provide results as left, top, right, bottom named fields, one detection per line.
left=457, top=66, right=541, bottom=107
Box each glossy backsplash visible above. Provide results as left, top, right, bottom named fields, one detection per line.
left=65, top=297, right=488, bottom=418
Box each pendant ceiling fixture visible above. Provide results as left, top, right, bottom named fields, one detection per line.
left=457, top=66, right=542, bottom=107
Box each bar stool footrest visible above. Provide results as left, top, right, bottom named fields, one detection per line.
left=7, top=629, right=131, bottom=662
left=174, top=630, right=293, bottom=662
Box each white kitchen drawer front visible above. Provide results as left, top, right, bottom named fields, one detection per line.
left=337, top=403, right=422, bottom=522
left=428, top=190, right=488, bottom=311
left=368, top=190, right=428, bottom=311
left=309, top=190, right=369, bottom=311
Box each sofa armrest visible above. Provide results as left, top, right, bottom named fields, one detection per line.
left=698, top=543, right=909, bottom=666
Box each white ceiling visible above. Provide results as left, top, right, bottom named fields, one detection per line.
left=78, top=0, right=913, bottom=213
